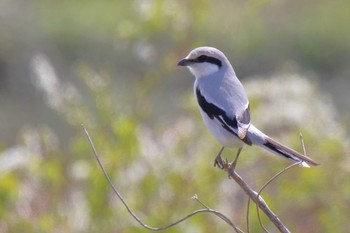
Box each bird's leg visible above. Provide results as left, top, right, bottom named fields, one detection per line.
left=214, top=146, right=225, bottom=169
left=229, top=147, right=243, bottom=172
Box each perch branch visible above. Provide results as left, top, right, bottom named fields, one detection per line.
left=231, top=133, right=310, bottom=232
left=255, top=133, right=309, bottom=231
left=223, top=163, right=291, bottom=233
left=256, top=162, right=301, bottom=232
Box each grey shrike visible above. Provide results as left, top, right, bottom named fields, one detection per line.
left=177, top=46, right=319, bottom=168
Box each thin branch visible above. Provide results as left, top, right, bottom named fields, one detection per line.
left=223, top=164, right=291, bottom=233
left=83, top=126, right=241, bottom=232
left=244, top=132, right=309, bottom=232
left=256, top=162, right=301, bottom=233
left=300, top=132, right=307, bottom=155
left=84, top=124, right=309, bottom=233
left=193, top=195, right=244, bottom=233
left=246, top=198, right=251, bottom=233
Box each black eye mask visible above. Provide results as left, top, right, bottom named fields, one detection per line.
left=194, top=55, right=222, bottom=68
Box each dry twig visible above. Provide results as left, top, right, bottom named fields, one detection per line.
left=222, top=162, right=291, bottom=233
left=239, top=133, right=309, bottom=232
left=84, top=125, right=310, bottom=233
left=256, top=162, right=300, bottom=232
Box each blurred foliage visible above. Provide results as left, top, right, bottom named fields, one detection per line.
left=1, top=0, right=350, bottom=233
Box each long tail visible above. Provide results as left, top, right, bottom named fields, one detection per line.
left=262, top=136, right=319, bottom=167
left=247, top=125, right=320, bottom=167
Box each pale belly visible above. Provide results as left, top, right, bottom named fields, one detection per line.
left=201, top=111, right=245, bottom=148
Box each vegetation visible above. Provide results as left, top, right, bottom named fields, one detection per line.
left=0, top=0, right=349, bottom=232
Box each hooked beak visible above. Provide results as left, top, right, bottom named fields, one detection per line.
left=177, top=58, right=192, bottom=66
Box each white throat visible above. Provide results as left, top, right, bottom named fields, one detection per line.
left=188, top=63, right=219, bottom=78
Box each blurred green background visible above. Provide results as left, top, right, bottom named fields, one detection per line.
left=1, top=0, right=350, bottom=232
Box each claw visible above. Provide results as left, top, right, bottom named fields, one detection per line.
left=214, top=154, right=225, bottom=169
left=214, top=147, right=244, bottom=172
left=214, top=146, right=225, bottom=169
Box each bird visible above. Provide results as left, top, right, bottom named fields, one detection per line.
left=177, top=46, right=319, bottom=169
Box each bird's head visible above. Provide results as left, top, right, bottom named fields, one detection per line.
left=177, top=47, right=228, bottom=78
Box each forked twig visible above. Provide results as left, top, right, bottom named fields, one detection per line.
left=193, top=195, right=244, bottom=233
left=83, top=126, right=242, bottom=232
left=84, top=124, right=309, bottom=233
left=224, top=164, right=291, bottom=233
left=255, top=133, right=308, bottom=232
left=255, top=162, right=301, bottom=232
left=225, top=164, right=290, bottom=233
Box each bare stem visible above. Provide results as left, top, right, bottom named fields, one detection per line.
left=255, top=162, right=300, bottom=232
left=84, top=125, right=304, bottom=233
left=246, top=198, right=251, bottom=233
left=300, top=132, right=307, bottom=155
left=193, top=195, right=244, bottom=233
left=224, top=163, right=291, bottom=233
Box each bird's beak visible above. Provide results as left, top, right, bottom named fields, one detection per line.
left=177, top=58, right=192, bottom=66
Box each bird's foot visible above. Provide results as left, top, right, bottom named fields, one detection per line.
left=214, top=147, right=225, bottom=169
left=228, top=161, right=237, bottom=174
left=214, top=154, right=226, bottom=169
left=227, top=147, right=242, bottom=174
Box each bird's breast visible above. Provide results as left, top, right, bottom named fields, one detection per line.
left=199, top=110, right=245, bottom=148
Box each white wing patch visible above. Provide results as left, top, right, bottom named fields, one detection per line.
left=236, top=103, right=251, bottom=139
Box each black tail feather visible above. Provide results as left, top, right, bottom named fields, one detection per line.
left=262, top=137, right=319, bottom=166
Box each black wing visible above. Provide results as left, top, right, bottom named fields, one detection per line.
left=196, top=88, right=252, bottom=145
